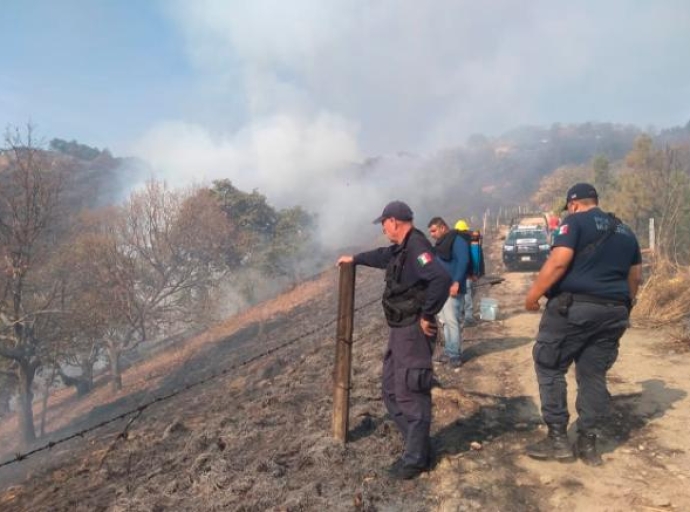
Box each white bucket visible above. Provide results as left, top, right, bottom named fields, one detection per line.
left=479, top=298, right=499, bottom=321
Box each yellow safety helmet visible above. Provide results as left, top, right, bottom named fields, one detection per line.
left=455, top=219, right=470, bottom=231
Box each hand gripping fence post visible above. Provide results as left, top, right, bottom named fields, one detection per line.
left=332, top=262, right=356, bottom=443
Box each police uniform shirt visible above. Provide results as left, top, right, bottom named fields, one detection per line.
left=353, top=229, right=451, bottom=321
left=549, top=207, right=642, bottom=301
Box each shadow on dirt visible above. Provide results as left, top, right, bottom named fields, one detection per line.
left=433, top=392, right=542, bottom=456
left=427, top=378, right=685, bottom=459
left=462, top=336, right=533, bottom=363
left=348, top=414, right=380, bottom=442
left=598, top=378, right=686, bottom=453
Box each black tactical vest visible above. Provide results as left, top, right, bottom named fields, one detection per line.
left=381, top=231, right=428, bottom=327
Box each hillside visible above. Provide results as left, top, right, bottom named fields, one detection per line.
left=1, top=228, right=688, bottom=511
left=0, top=141, right=150, bottom=211
left=450, top=122, right=642, bottom=205
left=4, top=121, right=687, bottom=224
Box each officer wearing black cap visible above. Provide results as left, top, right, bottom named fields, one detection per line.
left=524, top=183, right=642, bottom=465
left=337, top=200, right=451, bottom=479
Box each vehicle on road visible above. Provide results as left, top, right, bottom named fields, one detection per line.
left=502, top=224, right=551, bottom=271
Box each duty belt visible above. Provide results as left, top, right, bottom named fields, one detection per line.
left=552, top=292, right=629, bottom=316
left=569, top=293, right=628, bottom=307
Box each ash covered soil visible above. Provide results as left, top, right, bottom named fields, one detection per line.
left=1, top=231, right=689, bottom=511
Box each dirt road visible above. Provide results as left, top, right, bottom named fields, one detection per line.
left=1, top=231, right=689, bottom=511
left=428, top=266, right=690, bottom=511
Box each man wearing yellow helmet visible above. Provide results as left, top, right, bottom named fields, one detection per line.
left=455, top=219, right=477, bottom=326
left=454, top=219, right=469, bottom=232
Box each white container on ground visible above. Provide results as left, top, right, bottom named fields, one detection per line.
left=479, top=298, right=499, bottom=321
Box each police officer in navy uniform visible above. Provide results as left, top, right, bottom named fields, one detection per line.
left=337, top=200, right=451, bottom=479
left=524, top=183, right=642, bottom=466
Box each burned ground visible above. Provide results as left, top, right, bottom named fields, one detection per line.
left=1, top=232, right=689, bottom=511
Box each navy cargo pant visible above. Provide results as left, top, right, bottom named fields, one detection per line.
left=534, top=299, right=629, bottom=433
left=382, top=321, right=435, bottom=468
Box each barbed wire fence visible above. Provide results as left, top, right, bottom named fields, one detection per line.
left=0, top=284, right=381, bottom=470
left=0, top=205, right=517, bottom=475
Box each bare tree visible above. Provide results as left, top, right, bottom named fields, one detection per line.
left=49, top=211, right=122, bottom=395
left=62, top=183, right=232, bottom=392
left=0, top=363, right=17, bottom=420
left=0, top=125, right=64, bottom=445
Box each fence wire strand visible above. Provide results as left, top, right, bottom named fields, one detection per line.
left=0, top=293, right=381, bottom=470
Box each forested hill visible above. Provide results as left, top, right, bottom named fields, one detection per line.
left=46, top=138, right=150, bottom=208
left=5, top=122, right=690, bottom=221
left=370, top=123, right=646, bottom=216
left=463, top=122, right=641, bottom=197
left=0, top=138, right=150, bottom=214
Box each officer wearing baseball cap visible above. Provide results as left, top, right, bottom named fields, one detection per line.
left=562, top=182, right=598, bottom=210
left=371, top=200, right=414, bottom=224
left=337, top=200, right=451, bottom=479
left=524, top=183, right=642, bottom=465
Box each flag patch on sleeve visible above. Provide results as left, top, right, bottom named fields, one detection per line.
left=557, top=224, right=569, bottom=235
left=417, top=252, right=433, bottom=266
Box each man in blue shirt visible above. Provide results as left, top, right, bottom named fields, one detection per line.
left=428, top=217, right=470, bottom=368
left=524, top=183, right=642, bottom=465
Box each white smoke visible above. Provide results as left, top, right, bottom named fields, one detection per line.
left=126, top=0, right=690, bottom=249
left=132, top=112, right=360, bottom=200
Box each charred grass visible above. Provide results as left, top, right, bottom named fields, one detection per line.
left=2, top=231, right=684, bottom=511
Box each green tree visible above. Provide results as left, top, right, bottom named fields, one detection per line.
left=211, top=179, right=277, bottom=234
left=530, top=165, right=593, bottom=214
left=260, top=206, right=316, bottom=281
left=592, top=154, right=612, bottom=193
left=49, top=138, right=102, bottom=161
left=610, top=135, right=664, bottom=234
left=609, top=136, right=690, bottom=260
left=211, top=179, right=279, bottom=267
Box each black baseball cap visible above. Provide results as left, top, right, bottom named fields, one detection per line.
left=372, top=200, right=414, bottom=224
left=563, top=183, right=598, bottom=210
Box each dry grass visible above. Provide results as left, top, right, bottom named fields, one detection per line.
left=668, top=325, right=690, bottom=351
left=633, top=256, right=690, bottom=331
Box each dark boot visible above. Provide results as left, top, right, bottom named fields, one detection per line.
left=575, top=432, right=602, bottom=466
left=386, top=457, right=405, bottom=474
left=526, top=423, right=575, bottom=461
left=427, top=445, right=437, bottom=469
left=388, top=462, right=428, bottom=480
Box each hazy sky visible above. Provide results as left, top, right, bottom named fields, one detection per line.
left=2, top=0, right=689, bottom=228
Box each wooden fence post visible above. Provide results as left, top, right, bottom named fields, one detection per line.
left=649, top=218, right=655, bottom=253
left=333, top=262, right=356, bottom=443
